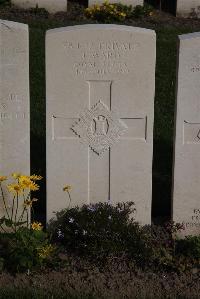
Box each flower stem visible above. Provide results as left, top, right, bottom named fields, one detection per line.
left=67, top=191, right=72, bottom=209
left=0, top=183, right=10, bottom=220
left=14, top=192, right=19, bottom=232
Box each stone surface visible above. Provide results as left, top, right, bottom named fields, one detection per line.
left=89, top=0, right=143, bottom=7
left=176, top=0, right=200, bottom=18
left=173, top=32, right=200, bottom=236
left=46, top=24, right=156, bottom=224
left=0, top=20, right=30, bottom=216
left=12, top=0, right=67, bottom=13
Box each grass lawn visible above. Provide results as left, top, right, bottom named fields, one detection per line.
left=1, top=4, right=200, bottom=223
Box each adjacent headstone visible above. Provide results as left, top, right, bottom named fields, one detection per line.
left=176, top=0, right=200, bottom=18
left=0, top=20, right=30, bottom=216
left=46, top=24, right=156, bottom=224
left=89, top=0, right=143, bottom=7
left=173, top=32, right=200, bottom=236
left=12, top=0, right=67, bottom=13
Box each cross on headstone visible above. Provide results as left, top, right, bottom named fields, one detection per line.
left=184, top=121, right=200, bottom=143
left=46, top=24, right=155, bottom=225
left=52, top=80, right=147, bottom=203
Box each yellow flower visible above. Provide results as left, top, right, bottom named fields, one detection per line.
left=120, top=12, right=126, bottom=17
left=7, top=183, right=23, bottom=194
left=12, top=173, right=22, bottom=179
left=19, top=176, right=32, bottom=189
left=31, top=221, right=43, bottom=231
left=0, top=176, right=7, bottom=182
left=19, top=176, right=39, bottom=191
left=37, top=244, right=54, bottom=259
left=63, top=185, right=72, bottom=192
left=29, top=175, right=43, bottom=181
left=29, top=182, right=39, bottom=191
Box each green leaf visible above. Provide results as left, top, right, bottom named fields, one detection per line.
left=4, top=218, right=13, bottom=227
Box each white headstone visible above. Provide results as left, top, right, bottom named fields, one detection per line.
left=12, top=0, right=67, bottom=13
left=0, top=20, right=30, bottom=216
left=176, top=0, right=200, bottom=18
left=173, top=32, right=200, bottom=236
left=89, top=0, right=143, bottom=7
left=46, top=24, right=156, bottom=224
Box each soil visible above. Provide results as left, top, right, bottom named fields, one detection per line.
left=0, top=253, right=200, bottom=298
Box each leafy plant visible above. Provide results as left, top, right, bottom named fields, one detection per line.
left=132, top=4, right=153, bottom=18
left=0, top=173, right=54, bottom=273
left=48, top=201, right=157, bottom=266
left=176, top=235, right=200, bottom=259
left=0, top=227, right=54, bottom=273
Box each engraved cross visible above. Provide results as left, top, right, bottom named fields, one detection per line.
left=52, top=80, right=147, bottom=202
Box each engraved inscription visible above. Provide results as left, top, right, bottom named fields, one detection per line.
left=71, top=100, right=128, bottom=155
left=0, top=94, right=27, bottom=122
left=0, top=93, right=23, bottom=103
left=182, top=209, right=200, bottom=228
left=63, top=40, right=135, bottom=76
left=0, top=47, right=26, bottom=65
left=0, top=112, right=27, bottom=120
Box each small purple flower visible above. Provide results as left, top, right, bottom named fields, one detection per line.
left=69, top=217, right=74, bottom=223
left=87, top=205, right=96, bottom=212
left=57, top=229, right=64, bottom=239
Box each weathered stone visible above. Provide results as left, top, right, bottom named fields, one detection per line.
left=46, top=24, right=156, bottom=224
left=176, top=0, right=200, bottom=18
left=12, top=0, right=67, bottom=13
left=0, top=20, right=30, bottom=217
left=173, top=32, right=200, bottom=236
left=89, top=0, right=143, bottom=7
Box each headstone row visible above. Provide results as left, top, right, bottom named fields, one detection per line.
left=10, top=0, right=200, bottom=18
left=0, top=20, right=200, bottom=236
left=11, top=0, right=143, bottom=13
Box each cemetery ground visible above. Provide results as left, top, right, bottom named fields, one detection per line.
left=0, top=3, right=200, bottom=299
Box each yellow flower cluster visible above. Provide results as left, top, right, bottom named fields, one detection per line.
left=85, top=0, right=127, bottom=20
left=31, top=221, right=43, bottom=231
left=6, top=173, right=42, bottom=194
left=37, top=244, right=54, bottom=259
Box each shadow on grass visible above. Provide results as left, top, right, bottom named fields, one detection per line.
left=152, top=139, right=173, bottom=224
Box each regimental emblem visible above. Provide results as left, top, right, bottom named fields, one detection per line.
left=71, top=100, right=128, bottom=155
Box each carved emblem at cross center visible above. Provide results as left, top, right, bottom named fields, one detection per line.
left=71, top=100, right=128, bottom=155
